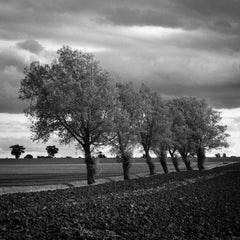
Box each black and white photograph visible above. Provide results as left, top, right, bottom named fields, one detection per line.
left=0, top=0, right=240, bottom=239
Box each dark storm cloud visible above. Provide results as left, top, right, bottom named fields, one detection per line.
left=1, top=0, right=239, bottom=52
left=151, top=79, right=240, bottom=109
left=0, top=49, right=28, bottom=113
left=0, top=0, right=107, bottom=41
left=0, top=96, right=27, bottom=113
left=1, top=0, right=239, bottom=40
left=0, top=0, right=239, bottom=112
left=101, top=0, right=240, bottom=33
left=100, top=7, right=184, bottom=28
left=0, top=49, right=26, bottom=72
left=17, top=40, right=44, bottom=54
left=96, top=44, right=240, bottom=109
left=0, top=72, right=27, bottom=113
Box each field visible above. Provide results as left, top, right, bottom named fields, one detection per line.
left=0, top=161, right=239, bottom=239
left=0, top=157, right=239, bottom=187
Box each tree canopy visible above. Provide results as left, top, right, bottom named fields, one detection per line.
left=9, top=145, right=25, bottom=159
left=19, top=46, right=116, bottom=184
left=168, top=97, right=229, bottom=170
left=46, top=145, right=59, bottom=157
left=108, top=82, right=138, bottom=179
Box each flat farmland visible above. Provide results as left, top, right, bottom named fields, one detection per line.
left=0, top=157, right=239, bottom=187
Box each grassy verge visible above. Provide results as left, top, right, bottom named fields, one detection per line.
left=0, top=163, right=239, bottom=239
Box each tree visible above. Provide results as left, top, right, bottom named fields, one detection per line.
left=10, top=145, right=25, bottom=159
left=169, top=97, right=229, bottom=170
left=19, top=46, right=116, bottom=184
left=108, top=82, right=138, bottom=180
left=166, top=101, right=182, bottom=172
left=154, top=147, right=169, bottom=174
left=186, top=98, right=229, bottom=170
left=97, top=152, right=106, bottom=158
left=151, top=102, right=172, bottom=174
left=168, top=98, right=195, bottom=170
left=170, top=152, right=181, bottom=172
left=46, top=145, right=59, bottom=157
left=135, top=84, right=166, bottom=175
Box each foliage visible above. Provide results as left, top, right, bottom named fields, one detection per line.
left=9, top=145, right=25, bottom=159
left=167, top=98, right=195, bottom=157
left=19, top=46, right=116, bottom=184
left=107, top=82, right=139, bottom=179
left=168, top=97, right=229, bottom=170
left=46, top=145, right=59, bottom=157
left=150, top=101, right=171, bottom=173
left=184, top=98, right=229, bottom=152
left=135, top=84, right=169, bottom=174
left=24, top=154, right=33, bottom=159
left=97, top=152, right=107, bottom=158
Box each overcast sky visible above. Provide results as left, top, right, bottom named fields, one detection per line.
left=0, top=0, right=240, bottom=157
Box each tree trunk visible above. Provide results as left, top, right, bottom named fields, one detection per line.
left=180, top=152, right=192, bottom=170
left=169, top=151, right=180, bottom=172
left=159, top=151, right=168, bottom=174
left=196, top=147, right=206, bottom=170
left=86, top=162, right=95, bottom=185
left=84, top=145, right=96, bottom=185
left=145, top=151, right=155, bottom=175
left=172, top=156, right=180, bottom=172
left=122, top=154, right=131, bottom=180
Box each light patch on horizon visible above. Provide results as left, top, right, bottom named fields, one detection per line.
left=0, top=113, right=80, bottom=158
left=0, top=114, right=30, bottom=138
left=210, top=108, right=240, bottom=157
left=0, top=110, right=238, bottom=158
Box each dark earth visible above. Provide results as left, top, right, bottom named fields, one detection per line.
left=0, top=162, right=239, bottom=239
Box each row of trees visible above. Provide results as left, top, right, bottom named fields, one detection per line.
left=9, top=145, right=59, bottom=158
left=19, top=46, right=229, bottom=184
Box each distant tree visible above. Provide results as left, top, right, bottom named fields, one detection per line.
left=9, top=145, right=25, bottom=159
left=24, top=154, right=33, bottom=159
left=19, top=46, right=116, bottom=184
left=215, top=153, right=221, bottom=158
left=46, top=145, right=59, bottom=157
left=97, top=152, right=106, bottom=158
left=223, top=153, right=227, bottom=158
